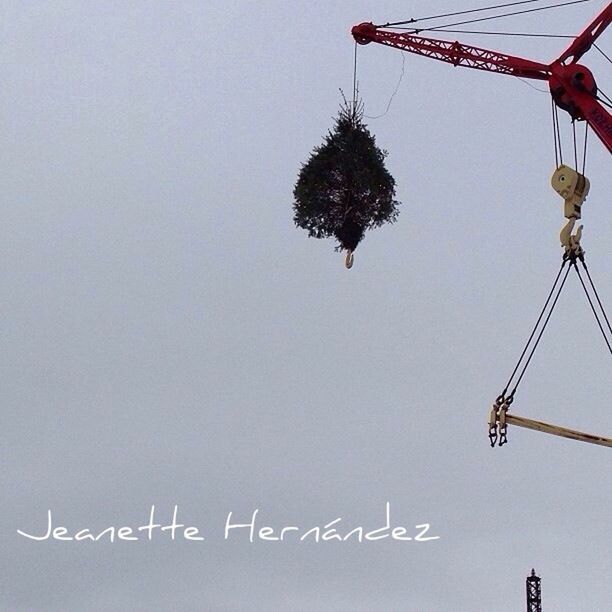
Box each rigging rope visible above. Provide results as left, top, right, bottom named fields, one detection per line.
left=352, top=41, right=358, bottom=115
left=377, top=0, right=587, bottom=28
left=579, top=259, right=612, bottom=340
left=500, top=259, right=569, bottom=398
left=596, top=90, right=612, bottom=110
left=421, top=28, right=575, bottom=37
left=364, top=52, right=407, bottom=119
left=386, top=0, right=593, bottom=32
left=594, top=44, right=612, bottom=65
left=599, top=90, right=612, bottom=104
left=551, top=98, right=563, bottom=166
left=597, top=96, right=612, bottom=110
left=516, top=76, right=549, bottom=92
left=507, top=260, right=573, bottom=398
left=551, top=98, right=559, bottom=166
left=582, top=123, right=588, bottom=175
left=500, top=253, right=612, bottom=405
left=572, top=120, right=578, bottom=170
left=491, top=252, right=612, bottom=447
left=385, top=0, right=545, bottom=26
left=573, top=260, right=612, bottom=355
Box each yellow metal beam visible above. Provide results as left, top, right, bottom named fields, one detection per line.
left=505, top=413, right=612, bottom=448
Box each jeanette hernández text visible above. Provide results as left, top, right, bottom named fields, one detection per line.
left=17, top=503, right=441, bottom=544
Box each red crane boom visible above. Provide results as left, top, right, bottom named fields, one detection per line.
left=352, top=3, right=612, bottom=153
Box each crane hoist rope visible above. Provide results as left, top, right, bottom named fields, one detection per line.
left=352, top=3, right=612, bottom=153
left=488, top=253, right=612, bottom=448
left=489, top=164, right=612, bottom=448
left=376, top=0, right=594, bottom=29
left=351, top=2, right=612, bottom=448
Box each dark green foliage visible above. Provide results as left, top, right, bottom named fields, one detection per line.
left=334, top=216, right=365, bottom=252
left=293, top=101, right=400, bottom=253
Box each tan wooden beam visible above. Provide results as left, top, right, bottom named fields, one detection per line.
left=505, top=413, right=612, bottom=448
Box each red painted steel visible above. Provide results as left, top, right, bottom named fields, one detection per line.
left=352, top=3, right=612, bottom=153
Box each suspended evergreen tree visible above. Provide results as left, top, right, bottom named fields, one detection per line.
left=293, top=97, right=400, bottom=267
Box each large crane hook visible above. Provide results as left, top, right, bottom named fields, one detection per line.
left=550, top=164, right=590, bottom=258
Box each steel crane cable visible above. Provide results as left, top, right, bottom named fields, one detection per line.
left=501, top=256, right=612, bottom=405
left=551, top=97, right=559, bottom=167
left=573, top=121, right=588, bottom=176
left=597, top=96, right=612, bottom=110
left=551, top=97, right=564, bottom=167
left=572, top=120, right=579, bottom=169
left=582, top=123, right=588, bottom=175
left=351, top=33, right=407, bottom=120
left=594, top=44, right=612, bottom=64
left=499, top=259, right=571, bottom=401
left=421, top=28, right=575, bottom=37
left=575, top=259, right=612, bottom=351
left=352, top=41, right=358, bottom=112
left=377, top=0, right=587, bottom=28
left=596, top=89, right=612, bottom=110
left=382, top=0, right=593, bottom=31
left=379, top=0, right=546, bottom=26
left=574, top=263, right=612, bottom=355
left=507, top=262, right=573, bottom=398
left=427, top=0, right=593, bottom=33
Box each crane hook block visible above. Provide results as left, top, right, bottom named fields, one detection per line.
left=550, top=164, right=590, bottom=221
left=551, top=165, right=589, bottom=254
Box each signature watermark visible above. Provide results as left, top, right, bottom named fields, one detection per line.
left=17, top=502, right=440, bottom=544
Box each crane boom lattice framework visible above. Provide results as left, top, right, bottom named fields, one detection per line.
left=526, top=569, right=542, bottom=612
left=352, top=2, right=612, bottom=449
left=352, top=3, right=612, bottom=153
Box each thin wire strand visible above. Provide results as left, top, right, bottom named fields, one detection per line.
left=364, top=52, right=406, bottom=119
left=502, top=260, right=567, bottom=394
left=557, top=104, right=563, bottom=164
left=582, top=123, right=588, bottom=175
left=427, top=1, right=592, bottom=31
left=580, top=261, right=612, bottom=338
left=551, top=97, right=560, bottom=167
left=599, top=89, right=612, bottom=104
left=517, top=76, right=549, bottom=92
left=553, top=102, right=563, bottom=165
left=596, top=96, right=612, bottom=110
left=572, top=120, right=578, bottom=169
left=379, top=0, right=564, bottom=27
left=510, top=263, right=573, bottom=395
left=597, top=89, right=612, bottom=110
left=573, top=263, right=612, bottom=356
left=388, top=0, right=592, bottom=32
left=420, top=28, right=575, bottom=37
left=600, top=90, right=612, bottom=103
left=352, top=42, right=358, bottom=114
left=594, top=44, right=612, bottom=64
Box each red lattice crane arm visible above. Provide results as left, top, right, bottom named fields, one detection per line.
left=352, top=3, right=612, bottom=154
left=556, top=2, right=612, bottom=63
left=351, top=23, right=551, bottom=79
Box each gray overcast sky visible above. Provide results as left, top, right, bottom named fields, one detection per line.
left=2, top=1, right=611, bottom=610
